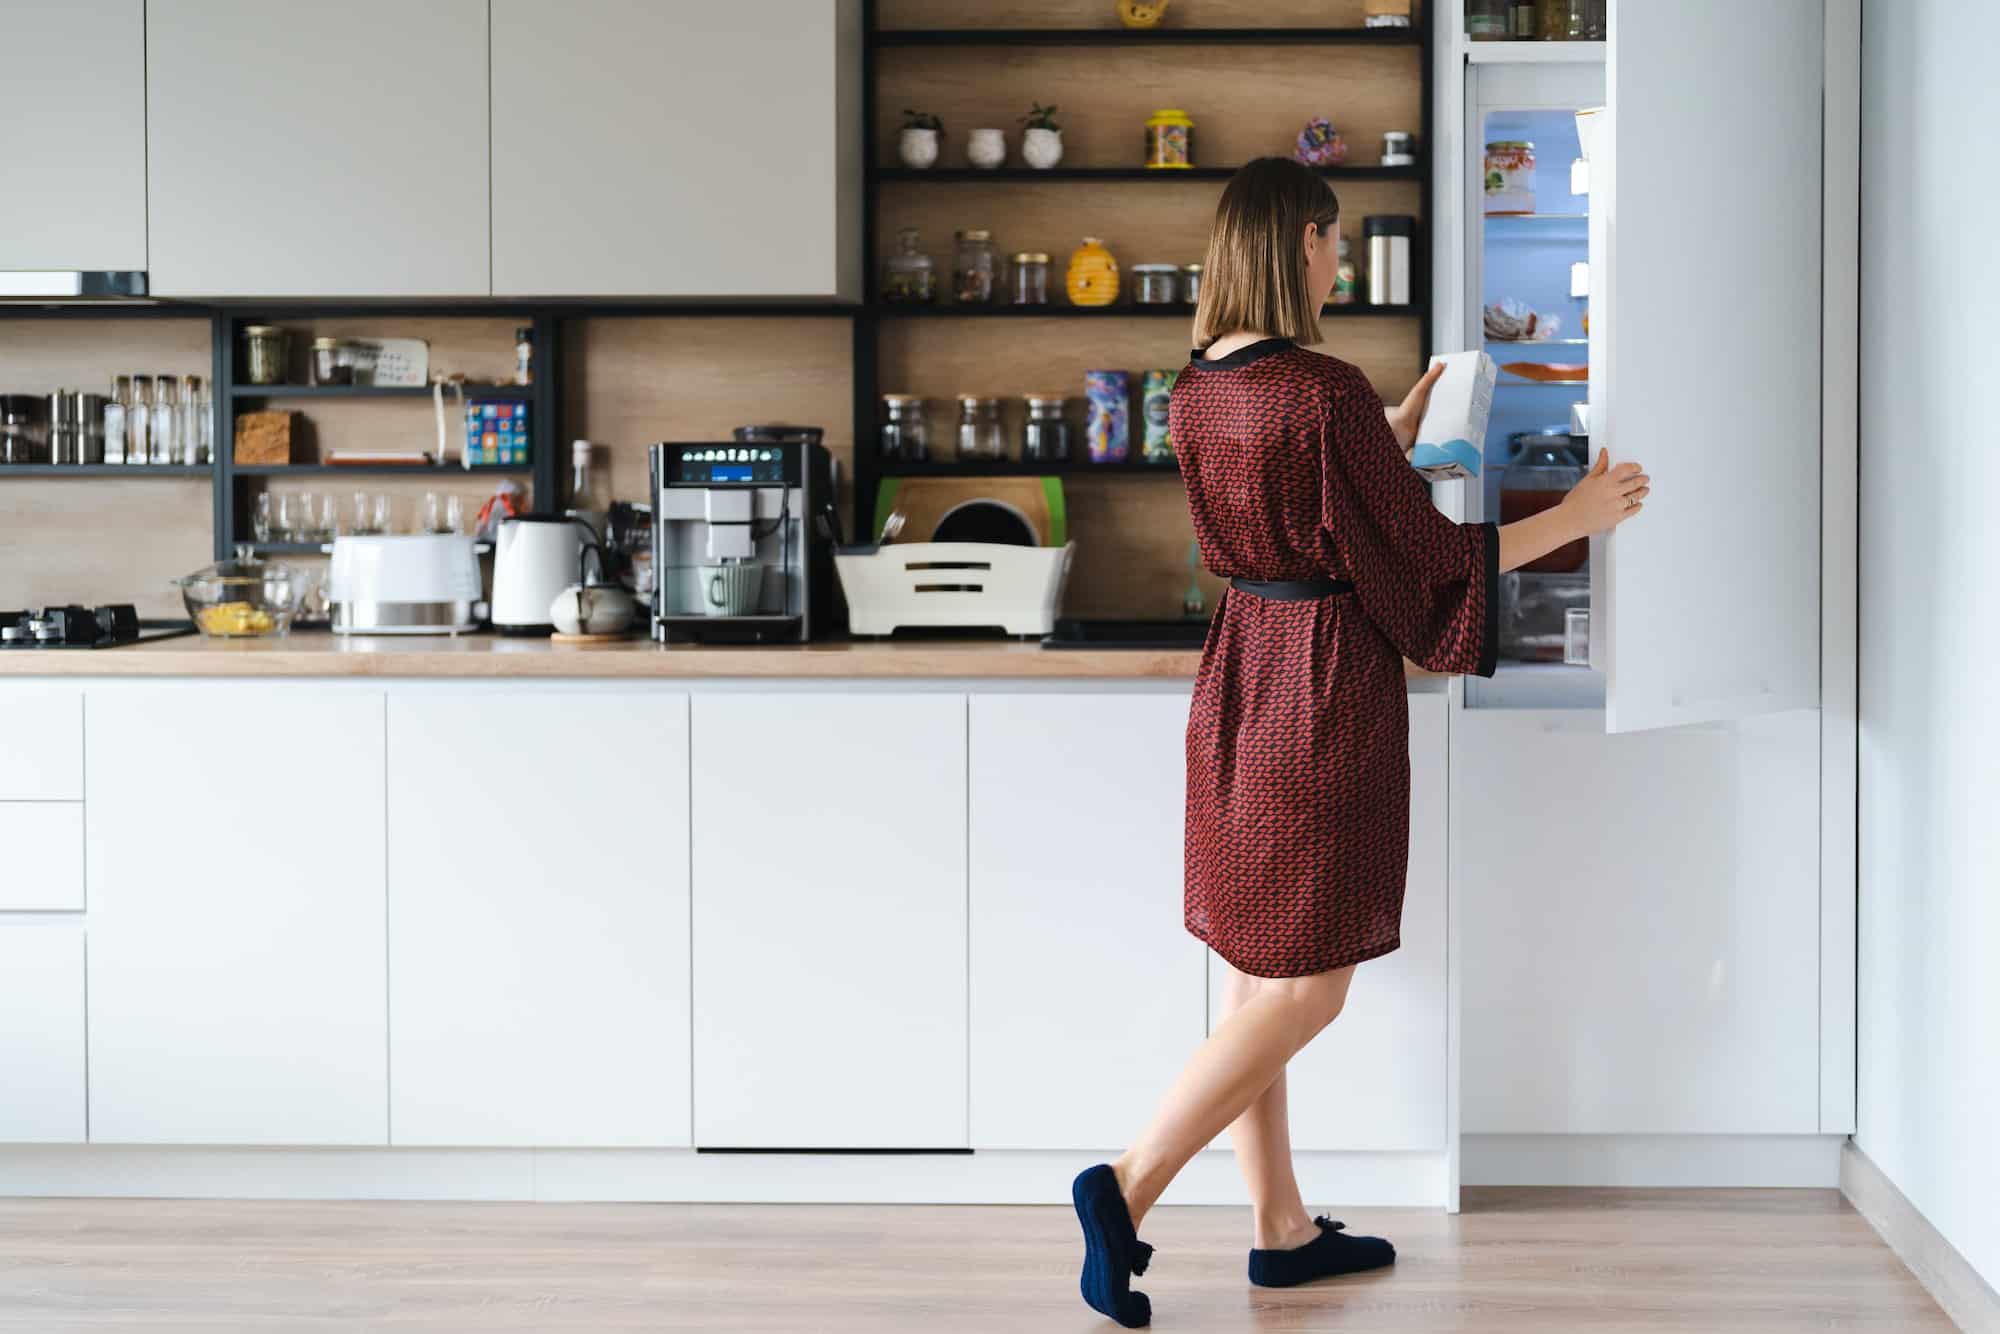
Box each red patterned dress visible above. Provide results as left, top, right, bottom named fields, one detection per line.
left=1172, top=339, right=1497, bottom=978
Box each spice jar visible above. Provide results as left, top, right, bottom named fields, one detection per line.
left=1021, top=396, right=1071, bottom=462
left=1182, top=263, right=1203, bottom=305
left=1144, top=109, right=1194, bottom=169
left=1132, top=264, right=1179, bottom=305
left=955, top=396, right=1005, bottom=460
left=1465, top=0, right=1509, bottom=39
left=1510, top=0, right=1539, bottom=38
left=309, top=337, right=351, bottom=387
left=243, top=325, right=287, bottom=385
left=1009, top=252, right=1050, bottom=306
left=880, top=394, right=930, bottom=462
left=953, top=229, right=998, bottom=305
left=883, top=226, right=938, bottom=304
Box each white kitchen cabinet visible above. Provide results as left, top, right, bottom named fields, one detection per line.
left=0, top=0, right=147, bottom=273
left=0, top=685, right=82, bottom=800
left=85, top=688, right=388, bottom=1144
left=1457, top=707, right=1821, bottom=1134
left=0, top=803, right=83, bottom=910
left=0, top=918, right=86, bottom=1143
left=145, top=0, right=488, bottom=297
left=386, top=692, right=692, bottom=1148
left=490, top=0, right=860, bottom=298
left=691, top=691, right=966, bottom=1147
left=1209, top=692, right=1450, bottom=1151
left=968, top=691, right=1203, bottom=1150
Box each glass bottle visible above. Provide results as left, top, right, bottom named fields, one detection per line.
left=150, top=375, right=177, bottom=465
left=882, top=227, right=937, bottom=305
left=952, top=229, right=997, bottom=305
left=1021, top=396, right=1071, bottom=461
left=1536, top=0, right=1570, bottom=38
left=126, top=375, right=150, bottom=466
left=515, top=327, right=534, bottom=385
left=103, top=375, right=128, bottom=465
left=1511, top=0, right=1539, bottom=38
left=880, top=394, right=930, bottom=461
left=197, top=375, right=214, bottom=464
left=1465, top=0, right=1509, bottom=39
left=567, top=438, right=611, bottom=539
left=179, top=375, right=203, bottom=465
left=955, top=396, right=1005, bottom=460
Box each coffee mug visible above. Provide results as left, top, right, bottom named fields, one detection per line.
left=703, top=562, right=764, bottom=617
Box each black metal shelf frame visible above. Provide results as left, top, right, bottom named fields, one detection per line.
left=849, top=0, right=1437, bottom=538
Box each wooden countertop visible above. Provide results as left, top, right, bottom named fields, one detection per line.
left=0, top=633, right=1209, bottom=679
left=0, top=633, right=1445, bottom=682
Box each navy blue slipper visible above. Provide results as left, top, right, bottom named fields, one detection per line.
left=1072, top=1164, right=1154, bottom=1328
left=1247, top=1216, right=1395, bottom=1287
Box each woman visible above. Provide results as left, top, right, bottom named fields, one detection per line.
left=1070, top=157, right=1649, bottom=1328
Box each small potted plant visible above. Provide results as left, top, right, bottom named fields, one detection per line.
left=1020, top=103, right=1063, bottom=170
left=899, top=109, right=942, bottom=170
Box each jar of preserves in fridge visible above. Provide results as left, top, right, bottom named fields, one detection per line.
left=1484, top=140, right=1537, bottom=213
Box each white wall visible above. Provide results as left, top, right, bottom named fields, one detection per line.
left=1857, top=0, right=2000, bottom=1293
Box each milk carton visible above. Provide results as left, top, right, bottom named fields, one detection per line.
left=1410, top=350, right=1497, bottom=480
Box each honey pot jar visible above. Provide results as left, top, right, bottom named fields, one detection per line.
left=1066, top=237, right=1120, bottom=307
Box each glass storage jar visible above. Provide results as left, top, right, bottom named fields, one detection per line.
left=309, top=337, right=352, bottom=386
left=883, top=226, right=937, bottom=304
left=880, top=394, right=929, bottom=461
left=953, top=229, right=997, bottom=305
left=955, top=395, right=1005, bottom=460
left=1009, top=252, right=1050, bottom=305
left=243, top=325, right=287, bottom=385
left=1465, top=0, right=1509, bottom=39
left=1020, top=396, right=1071, bottom=461
left=1132, top=264, right=1179, bottom=304
left=1181, top=263, right=1203, bottom=305
left=1144, top=109, right=1194, bottom=168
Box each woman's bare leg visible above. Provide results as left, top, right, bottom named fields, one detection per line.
left=1220, top=962, right=1334, bottom=1249
left=1110, top=963, right=1354, bottom=1231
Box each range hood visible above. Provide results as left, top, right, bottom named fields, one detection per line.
left=0, top=271, right=152, bottom=303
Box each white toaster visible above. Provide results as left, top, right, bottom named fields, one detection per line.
left=327, top=534, right=483, bottom=635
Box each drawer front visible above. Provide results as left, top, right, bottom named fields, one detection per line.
left=0, top=803, right=85, bottom=910
left=0, top=686, right=84, bottom=800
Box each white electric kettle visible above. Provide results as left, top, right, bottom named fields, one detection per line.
left=491, top=516, right=596, bottom=634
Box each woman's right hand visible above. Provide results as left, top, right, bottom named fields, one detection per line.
left=1561, top=448, right=1649, bottom=535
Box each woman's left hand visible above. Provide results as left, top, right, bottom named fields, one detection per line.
left=1385, top=361, right=1446, bottom=456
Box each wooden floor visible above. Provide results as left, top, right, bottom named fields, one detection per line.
left=0, top=1189, right=1954, bottom=1332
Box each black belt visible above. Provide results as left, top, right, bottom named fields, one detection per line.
left=1228, top=576, right=1354, bottom=601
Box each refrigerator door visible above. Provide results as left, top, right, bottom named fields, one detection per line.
left=1588, top=0, right=1824, bottom=733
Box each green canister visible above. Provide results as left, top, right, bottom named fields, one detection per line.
left=1141, top=368, right=1177, bottom=463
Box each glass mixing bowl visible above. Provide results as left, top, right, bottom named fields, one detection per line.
left=172, top=550, right=311, bottom=638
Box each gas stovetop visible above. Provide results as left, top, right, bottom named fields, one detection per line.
left=1, top=605, right=197, bottom=650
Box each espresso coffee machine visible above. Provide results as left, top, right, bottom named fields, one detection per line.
left=649, top=438, right=840, bottom=643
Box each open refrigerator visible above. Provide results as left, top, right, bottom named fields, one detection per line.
left=1451, top=0, right=1829, bottom=732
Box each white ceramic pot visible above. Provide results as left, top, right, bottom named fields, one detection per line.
left=967, top=128, right=1007, bottom=170
left=1022, top=127, right=1064, bottom=170
left=898, top=127, right=940, bottom=170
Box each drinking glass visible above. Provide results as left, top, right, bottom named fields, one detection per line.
left=252, top=492, right=274, bottom=544
left=277, top=493, right=307, bottom=543
left=317, top=493, right=339, bottom=540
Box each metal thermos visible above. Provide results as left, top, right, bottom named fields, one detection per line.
left=1363, top=215, right=1415, bottom=307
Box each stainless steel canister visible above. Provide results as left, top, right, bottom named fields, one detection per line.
left=71, top=392, right=107, bottom=463
left=1363, top=215, right=1415, bottom=307
left=47, top=390, right=78, bottom=463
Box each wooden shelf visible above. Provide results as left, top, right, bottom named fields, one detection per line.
left=232, top=463, right=533, bottom=477
left=0, top=464, right=211, bottom=478
left=874, top=27, right=1421, bottom=47
left=881, top=459, right=1180, bottom=477
left=229, top=383, right=533, bottom=399
left=874, top=164, right=1422, bottom=183
left=869, top=302, right=1422, bottom=318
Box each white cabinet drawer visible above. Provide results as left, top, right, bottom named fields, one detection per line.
left=0, top=686, right=83, bottom=800
left=0, top=804, right=85, bottom=910
left=0, top=918, right=87, bottom=1143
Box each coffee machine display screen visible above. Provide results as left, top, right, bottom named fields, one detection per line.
left=665, top=445, right=793, bottom=487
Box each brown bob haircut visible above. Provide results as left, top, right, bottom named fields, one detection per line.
left=1191, top=157, right=1340, bottom=350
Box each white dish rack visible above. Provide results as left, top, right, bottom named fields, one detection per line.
left=835, top=542, right=1074, bottom=637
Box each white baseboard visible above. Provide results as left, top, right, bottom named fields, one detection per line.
left=1461, top=1134, right=1844, bottom=1187
left=0, top=1146, right=1448, bottom=1208
left=1842, top=1141, right=2000, bottom=1334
